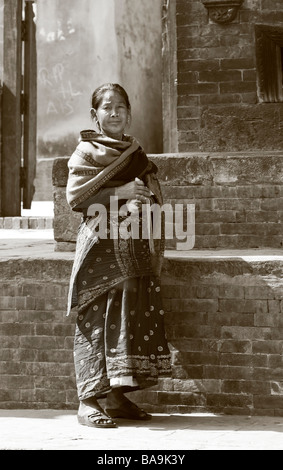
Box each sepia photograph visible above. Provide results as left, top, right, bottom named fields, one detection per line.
left=0, top=0, right=283, bottom=453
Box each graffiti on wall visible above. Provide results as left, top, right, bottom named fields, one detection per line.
left=38, top=63, right=82, bottom=117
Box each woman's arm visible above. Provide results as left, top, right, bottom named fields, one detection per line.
left=115, top=179, right=151, bottom=200
left=74, top=187, right=116, bottom=210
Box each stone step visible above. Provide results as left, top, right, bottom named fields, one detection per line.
left=0, top=201, right=54, bottom=230
left=1, top=247, right=283, bottom=414
left=52, top=154, right=283, bottom=250
left=0, top=216, right=53, bottom=230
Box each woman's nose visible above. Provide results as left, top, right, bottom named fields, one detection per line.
left=111, top=109, right=119, bottom=117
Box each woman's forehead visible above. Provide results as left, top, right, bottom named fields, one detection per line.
left=100, top=90, right=126, bottom=104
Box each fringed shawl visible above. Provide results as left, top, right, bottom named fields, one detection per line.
left=66, top=130, right=156, bottom=211
left=66, top=130, right=165, bottom=316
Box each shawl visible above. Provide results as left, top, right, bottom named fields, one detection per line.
left=66, top=130, right=156, bottom=210
left=66, top=130, right=165, bottom=316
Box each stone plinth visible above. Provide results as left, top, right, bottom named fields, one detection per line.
left=52, top=152, right=283, bottom=251
left=1, top=248, right=283, bottom=415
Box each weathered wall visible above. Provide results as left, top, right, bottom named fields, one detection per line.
left=164, top=0, right=283, bottom=152
left=36, top=0, right=163, bottom=157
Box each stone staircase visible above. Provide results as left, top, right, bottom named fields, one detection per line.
left=51, top=152, right=283, bottom=416
left=0, top=152, right=283, bottom=415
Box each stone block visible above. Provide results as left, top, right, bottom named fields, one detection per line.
left=52, top=153, right=283, bottom=249
left=53, top=186, right=80, bottom=243
left=199, top=105, right=283, bottom=152
left=52, top=157, right=69, bottom=187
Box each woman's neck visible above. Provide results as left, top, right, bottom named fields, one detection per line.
left=102, top=132, right=124, bottom=141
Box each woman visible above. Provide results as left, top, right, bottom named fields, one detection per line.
left=66, top=83, right=171, bottom=428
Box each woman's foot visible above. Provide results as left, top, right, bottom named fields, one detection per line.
left=105, top=388, right=152, bottom=421
left=78, top=397, right=117, bottom=428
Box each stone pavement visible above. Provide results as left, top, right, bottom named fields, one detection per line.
left=0, top=409, right=283, bottom=450
left=1, top=227, right=283, bottom=262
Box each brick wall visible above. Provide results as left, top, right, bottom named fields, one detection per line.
left=52, top=153, right=283, bottom=250
left=159, top=153, right=283, bottom=249
left=1, top=254, right=283, bottom=415
left=163, top=0, right=283, bottom=152
left=159, top=256, right=283, bottom=415
left=0, top=258, right=77, bottom=409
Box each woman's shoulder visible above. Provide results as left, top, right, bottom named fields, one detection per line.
left=75, top=130, right=99, bottom=156
left=123, top=133, right=142, bottom=147
left=73, top=141, right=96, bottom=160
left=80, top=129, right=99, bottom=141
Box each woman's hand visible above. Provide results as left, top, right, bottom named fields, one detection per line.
left=115, top=177, right=151, bottom=202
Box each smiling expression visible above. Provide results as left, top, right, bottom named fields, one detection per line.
left=92, top=90, right=130, bottom=140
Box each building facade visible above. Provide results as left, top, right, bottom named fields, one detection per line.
left=162, top=0, right=283, bottom=152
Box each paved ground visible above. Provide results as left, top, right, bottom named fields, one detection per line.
left=1, top=409, right=283, bottom=450
left=0, top=228, right=72, bottom=260
left=1, top=227, right=283, bottom=262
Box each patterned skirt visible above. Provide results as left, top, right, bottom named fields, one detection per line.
left=73, top=216, right=171, bottom=400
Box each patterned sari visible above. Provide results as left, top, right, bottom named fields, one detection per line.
left=66, top=131, right=171, bottom=400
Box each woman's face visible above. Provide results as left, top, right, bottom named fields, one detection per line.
left=93, top=90, right=130, bottom=140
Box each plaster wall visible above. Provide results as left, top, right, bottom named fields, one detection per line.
left=36, top=0, right=163, bottom=157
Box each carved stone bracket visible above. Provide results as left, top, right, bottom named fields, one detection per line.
left=201, top=0, right=244, bottom=24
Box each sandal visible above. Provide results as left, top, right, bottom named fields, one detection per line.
left=106, top=398, right=152, bottom=421
left=77, top=401, right=117, bottom=428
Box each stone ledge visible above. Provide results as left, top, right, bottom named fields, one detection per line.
left=0, top=217, right=53, bottom=230
left=52, top=153, right=283, bottom=250
left=52, top=152, right=283, bottom=187
left=166, top=249, right=283, bottom=260
left=1, top=248, right=282, bottom=278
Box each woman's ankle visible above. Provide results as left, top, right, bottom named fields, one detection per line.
left=106, top=387, right=125, bottom=407
left=81, top=396, right=100, bottom=407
